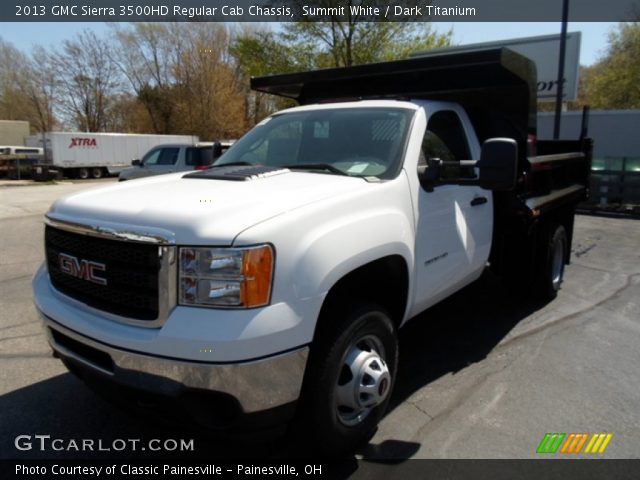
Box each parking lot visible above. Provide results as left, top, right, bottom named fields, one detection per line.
left=1, top=179, right=639, bottom=461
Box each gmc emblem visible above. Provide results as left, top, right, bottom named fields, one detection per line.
left=58, top=253, right=107, bottom=286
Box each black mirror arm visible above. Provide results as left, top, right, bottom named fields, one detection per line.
left=418, top=157, right=443, bottom=192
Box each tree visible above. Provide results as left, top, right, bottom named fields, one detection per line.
left=22, top=46, right=58, bottom=133
left=283, top=1, right=452, bottom=68
left=52, top=30, right=122, bottom=131
left=230, top=26, right=307, bottom=126
left=170, top=23, right=247, bottom=139
left=102, top=93, right=149, bottom=132
left=110, top=23, right=177, bottom=133
left=0, top=38, right=58, bottom=133
left=0, top=38, right=33, bottom=122
left=232, top=12, right=452, bottom=126
left=584, top=22, right=640, bottom=109
left=111, top=23, right=248, bottom=139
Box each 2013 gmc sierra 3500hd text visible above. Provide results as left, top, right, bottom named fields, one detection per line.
left=32, top=48, right=592, bottom=454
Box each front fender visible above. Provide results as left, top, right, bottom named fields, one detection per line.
left=234, top=177, right=416, bottom=334
left=294, top=210, right=414, bottom=299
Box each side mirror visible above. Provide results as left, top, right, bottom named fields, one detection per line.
left=477, top=138, right=518, bottom=191
left=131, top=159, right=141, bottom=167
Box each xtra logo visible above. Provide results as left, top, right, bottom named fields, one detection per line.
left=536, top=432, right=613, bottom=454
left=68, top=138, right=97, bottom=148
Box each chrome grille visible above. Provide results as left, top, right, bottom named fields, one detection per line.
left=45, top=226, right=160, bottom=320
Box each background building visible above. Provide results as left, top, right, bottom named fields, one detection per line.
left=0, top=120, right=29, bottom=146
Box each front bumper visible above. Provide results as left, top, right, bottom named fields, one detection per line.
left=40, top=313, right=308, bottom=418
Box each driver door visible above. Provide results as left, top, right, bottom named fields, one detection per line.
left=412, top=109, right=493, bottom=313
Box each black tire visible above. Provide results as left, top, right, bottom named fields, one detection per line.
left=91, top=167, right=103, bottom=179
left=76, top=168, right=89, bottom=180
left=536, top=224, right=567, bottom=301
left=295, top=301, right=398, bottom=456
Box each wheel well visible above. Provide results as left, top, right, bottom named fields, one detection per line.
left=537, top=207, right=575, bottom=263
left=317, top=255, right=409, bottom=333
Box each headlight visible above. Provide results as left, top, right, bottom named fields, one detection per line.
left=179, top=245, right=274, bottom=308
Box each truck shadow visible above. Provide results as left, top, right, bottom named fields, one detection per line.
left=352, top=270, right=546, bottom=462
left=390, top=270, right=544, bottom=412
left=0, top=371, right=294, bottom=460
left=0, top=271, right=546, bottom=468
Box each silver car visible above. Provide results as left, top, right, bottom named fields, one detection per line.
left=118, top=141, right=233, bottom=181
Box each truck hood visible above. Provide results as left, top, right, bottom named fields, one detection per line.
left=47, top=171, right=371, bottom=245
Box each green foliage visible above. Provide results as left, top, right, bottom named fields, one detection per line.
left=584, top=22, right=640, bottom=109
left=281, top=21, right=452, bottom=68
left=231, top=18, right=452, bottom=124
left=230, top=28, right=308, bottom=125
left=230, top=30, right=317, bottom=76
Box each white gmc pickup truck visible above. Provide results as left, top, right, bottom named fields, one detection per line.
left=32, top=49, right=591, bottom=453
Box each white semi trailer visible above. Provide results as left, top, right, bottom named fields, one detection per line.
left=27, top=132, right=199, bottom=179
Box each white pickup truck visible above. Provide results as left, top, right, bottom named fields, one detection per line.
left=32, top=49, right=591, bottom=453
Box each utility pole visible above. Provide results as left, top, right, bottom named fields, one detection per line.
left=553, top=0, right=570, bottom=139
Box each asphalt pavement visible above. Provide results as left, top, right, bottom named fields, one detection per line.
left=0, top=179, right=638, bottom=463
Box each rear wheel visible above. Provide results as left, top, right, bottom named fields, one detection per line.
left=536, top=224, right=567, bottom=300
left=76, top=167, right=89, bottom=180
left=296, top=301, right=398, bottom=455
left=91, top=167, right=104, bottom=179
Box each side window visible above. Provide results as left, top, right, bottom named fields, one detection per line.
left=420, top=131, right=456, bottom=165
left=185, top=147, right=213, bottom=166
left=142, top=149, right=161, bottom=166
left=157, top=147, right=179, bottom=165
left=426, top=110, right=470, bottom=161
left=185, top=148, right=198, bottom=166
left=420, top=110, right=473, bottom=181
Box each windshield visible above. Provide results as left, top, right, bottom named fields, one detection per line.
left=215, top=107, right=414, bottom=178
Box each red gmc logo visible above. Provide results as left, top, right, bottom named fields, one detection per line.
left=68, top=138, right=97, bottom=148
left=58, top=253, right=107, bottom=286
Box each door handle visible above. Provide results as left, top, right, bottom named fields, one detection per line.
left=470, top=196, right=488, bottom=207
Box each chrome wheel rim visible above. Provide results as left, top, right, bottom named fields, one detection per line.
left=551, top=236, right=565, bottom=289
left=334, top=334, right=391, bottom=427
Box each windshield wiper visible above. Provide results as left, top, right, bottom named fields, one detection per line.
left=282, top=163, right=349, bottom=176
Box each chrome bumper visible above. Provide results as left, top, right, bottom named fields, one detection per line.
left=41, top=314, right=309, bottom=414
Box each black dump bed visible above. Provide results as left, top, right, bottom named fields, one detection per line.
left=252, top=47, right=591, bottom=215
left=252, top=48, right=536, bottom=151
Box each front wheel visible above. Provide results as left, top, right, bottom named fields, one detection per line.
left=296, top=302, right=398, bottom=455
